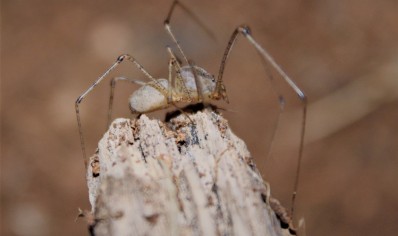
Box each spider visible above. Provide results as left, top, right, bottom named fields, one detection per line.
left=75, top=1, right=307, bottom=233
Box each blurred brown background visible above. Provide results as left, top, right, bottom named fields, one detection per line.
left=2, top=0, right=398, bottom=235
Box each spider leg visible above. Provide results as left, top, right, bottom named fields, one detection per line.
left=167, top=57, right=174, bottom=103
left=75, top=54, right=165, bottom=168
left=166, top=47, right=193, bottom=101
left=164, top=0, right=188, bottom=64
left=216, top=25, right=307, bottom=219
left=167, top=54, right=194, bottom=124
left=164, top=0, right=216, bottom=64
left=164, top=1, right=214, bottom=103
left=187, top=59, right=204, bottom=102
left=258, top=57, right=286, bottom=167
left=108, top=76, right=147, bottom=127
left=243, top=26, right=307, bottom=219
left=166, top=47, right=194, bottom=123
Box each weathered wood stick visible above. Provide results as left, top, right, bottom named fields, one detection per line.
left=85, top=107, right=293, bottom=236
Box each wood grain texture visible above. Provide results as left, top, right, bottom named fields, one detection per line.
left=86, top=108, right=293, bottom=236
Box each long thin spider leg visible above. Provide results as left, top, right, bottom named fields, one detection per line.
left=241, top=27, right=307, bottom=219
left=216, top=25, right=307, bottom=219
left=166, top=63, right=193, bottom=123
left=167, top=47, right=204, bottom=103
left=166, top=1, right=216, bottom=41
left=167, top=47, right=193, bottom=101
left=108, top=76, right=147, bottom=127
left=170, top=102, right=194, bottom=123
left=187, top=59, right=204, bottom=102
left=164, top=0, right=216, bottom=64
left=164, top=1, right=188, bottom=64
left=258, top=57, right=286, bottom=164
left=210, top=28, right=242, bottom=103
left=167, top=58, right=174, bottom=103
left=75, top=54, right=162, bottom=168
left=166, top=47, right=195, bottom=123
left=215, top=27, right=285, bottom=167
left=264, top=95, right=285, bottom=162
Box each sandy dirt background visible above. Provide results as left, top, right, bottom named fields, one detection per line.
left=2, top=0, right=398, bottom=235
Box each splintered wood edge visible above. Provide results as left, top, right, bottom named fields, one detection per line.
left=85, top=108, right=293, bottom=236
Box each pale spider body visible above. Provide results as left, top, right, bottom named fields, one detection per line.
left=76, top=2, right=307, bottom=232
left=129, top=66, right=216, bottom=113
